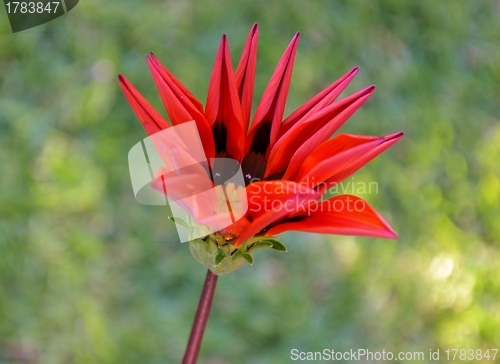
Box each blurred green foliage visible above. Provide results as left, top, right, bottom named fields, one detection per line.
left=1, top=0, right=499, bottom=363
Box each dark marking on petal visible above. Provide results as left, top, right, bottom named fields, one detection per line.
left=263, top=215, right=306, bottom=233
left=241, top=151, right=267, bottom=185
left=212, top=121, right=228, bottom=155
left=265, top=172, right=285, bottom=181
left=249, top=120, right=271, bottom=154
left=211, top=157, right=241, bottom=186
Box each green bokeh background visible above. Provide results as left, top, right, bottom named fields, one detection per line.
left=1, top=0, right=499, bottom=363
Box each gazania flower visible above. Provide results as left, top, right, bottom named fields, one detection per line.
left=119, top=24, right=403, bottom=275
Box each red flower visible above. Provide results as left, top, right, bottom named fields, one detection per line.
left=119, top=24, right=402, bottom=268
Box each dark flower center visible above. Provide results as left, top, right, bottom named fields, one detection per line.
left=241, top=151, right=267, bottom=185
left=211, top=119, right=285, bottom=186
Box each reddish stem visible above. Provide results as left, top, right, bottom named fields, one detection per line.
left=182, top=269, right=219, bottom=364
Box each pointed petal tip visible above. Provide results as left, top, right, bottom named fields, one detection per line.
left=382, top=227, right=398, bottom=239
left=349, top=85, right=375, bottom=98
left=285, top=32, right=300, bottom=45
left=147, top=53, right=159, bottom=66
left=384, top=131, right=404, bottom=143
left=149, top=53, right=168, bottom=71
left=381, top=219, right=398, bottom=239
left=358, top=85, right=376, bottom=98
left=149, top=52, right=158, bottom=61
left=117, top=74, right=133, bottom=88
left=340, top=66, right=360, bottom=82
left=218, top=34, right=229, bottom=50
left=391, top=131, right=405, bottom=139
left=146, top=55, right=158, bottom=73
left=148, top=53, right=160, bottom=67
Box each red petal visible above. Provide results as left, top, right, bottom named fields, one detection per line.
left=149, top=53, right=204, bottom=113
left=118, top=75, right=170, bottom=135
left=278, top=67, right=359, bottom=138
left=295, top=132, right=403, bottom=187
left=275, top=86, right=375, bottom=179
left=264, top=195, right=397, bottom=239
left=205, top=35, right=246, bottom=160
left=245, top=33, right=300, bottom=155
left=235, top=24, right=258, bottom=132
left=152, top=168, right=238, bottom=234
left=147, top=56, right=215, bottom=160
left=233, top=180, right=320, bottom=246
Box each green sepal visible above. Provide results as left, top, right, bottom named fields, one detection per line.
left=215, top=248, right=226, bottom=266
left=168, top=216, right=191, bottom=231
left=211, top=234, right=227, bottom=248
left=247, top=240, right=273, bottom=254
left=189, top=238, right=246, bottom=275
left=236, top=252, right=254, bottom=265
left=269, top=239, right=287, bottom=252
left=169, top=216, right=212, bottom=242
left=188, top=234, right=286, bottom=275
left=247, top=237, right=287, bottom=253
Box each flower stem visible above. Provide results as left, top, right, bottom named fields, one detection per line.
left=182, top=269, right=219, bottom=364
